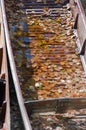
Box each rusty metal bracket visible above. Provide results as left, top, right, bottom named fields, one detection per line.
left=79, top=39, right=86, bottom=55
left=73, top=13, right=79, bottom=29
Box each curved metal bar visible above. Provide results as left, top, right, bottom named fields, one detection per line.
left=0, top=0, right=32, bottom=130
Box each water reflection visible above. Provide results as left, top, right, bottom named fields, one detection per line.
left=10, top=21, right=37, bottom=100
left=11, top=22, right=29, bottom=46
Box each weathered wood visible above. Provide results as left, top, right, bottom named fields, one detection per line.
left=0, top=6, right=10, bottom=130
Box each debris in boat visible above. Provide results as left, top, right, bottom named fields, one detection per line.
left=58, top=89, right=62, bottom=94
left=56, top=126, right=63, bottom=130
left=35, top=82, right=43, bottom=89
left=30, top=109, right=86, bottom=130
left=5, top=0, right=86, bottom=101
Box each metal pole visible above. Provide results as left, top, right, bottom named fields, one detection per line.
left=0, top=0, right=32, bottom=130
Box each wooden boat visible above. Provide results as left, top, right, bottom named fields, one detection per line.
left=1, top=0, right=86, bottom=130
left=0, top=5, right=10, bottom=130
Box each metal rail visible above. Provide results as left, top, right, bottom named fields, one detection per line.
left=0, top=0, right=32, bottom=130
left=25, top=97, right=86, bottom=115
